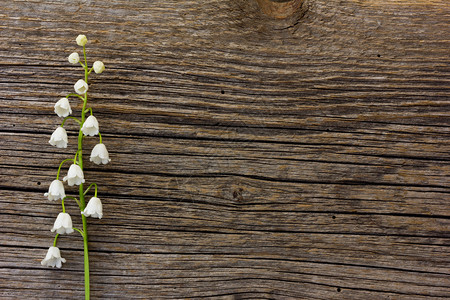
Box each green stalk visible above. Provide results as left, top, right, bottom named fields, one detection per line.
left=78, top=44, right=90, bottom=300
left=56, top=158, right=73, bottom=181
left=53, top=234, right=59, bottom=247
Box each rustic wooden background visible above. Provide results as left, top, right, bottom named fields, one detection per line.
left=1, top=0, right=449, bottom=299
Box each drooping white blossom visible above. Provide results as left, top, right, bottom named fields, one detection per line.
left=54, top=97, right=72, bottom=117
left=51, top=212, right=74, bottom=234
left=44, top=180, right=66, bottom=201
left=74, top=79, right=88, bottom=95
left=41, top=246, right=66, bottom=268
left=49, top=126, right=68, bottom=148
left=63, top=164, right=85, bottom=186
left=93, top=61, right=105, bottom=74
left=68, top=52, right=80, bottom=64
left=90, top=143, right=110, bottom=165
left=76, top=34, right=88, bottom=46
left=82, top=197, right=103, bottom=219
left=81, top=115, right=99, bottom=136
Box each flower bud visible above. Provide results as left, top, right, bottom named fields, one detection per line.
left=44, top=180, right=66, bottom=201
left=51, top=212, right=74, bottom=234
left=68, top=52, right=80, bottom=64
left=49, top=126, right=68, bottom=148
left=63, top=164, right=85, bottom=186
left=82, top=197, right=103, bottom=219
left=90, top=143, right=111, bottom=165
left=76, top=34, right=88, bottom=46
left=41, top=246, right=66, bottom=268
left=81, top=115, right=99, bottom=136
left=54, top=97, right=72, bottom=117
left=74, top=79, right=88, bottom=94
left=93, top=61, right=105, bottom=74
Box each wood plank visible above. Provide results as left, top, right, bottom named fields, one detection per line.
left=0, top=0, right=449, bottom=298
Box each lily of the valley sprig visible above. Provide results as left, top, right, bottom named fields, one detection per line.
left=42, top=34, right=109, bottom=300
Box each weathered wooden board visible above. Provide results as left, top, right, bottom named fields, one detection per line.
left=0, top=0, right=449, bottom=299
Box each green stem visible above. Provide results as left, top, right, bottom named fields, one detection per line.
left=82, top=215, right=89, bottom=300
left=83, top=183, right=98, bottom=197
left=98, top=132, right=102, bottom=144
left=73, top=150, right=80, bottom=164
left=84, top=107, right=93, bottom=115
left=63, top=196, right=81, bottom=208
left=61, top=116, right=82, bottom=127
left=66, top=93, right=85, bottom=101
left=73, top=227, right=85, bottom=238
left=61, top=197, right=66, bottom=213
left=79, top=44, right=90, bottom=300
left=56, top=158, right=74, bottom=181
left=53, top=234, right=59, bottom=247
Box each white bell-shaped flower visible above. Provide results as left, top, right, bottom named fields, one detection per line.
left=49, top=126, right=68, bottom=148
left=44, top=180, right=66, bottom=201
left=68, top=52, right=80, bottom=64
left=54, top=97, right=72, bottom=117
left=74, top=79, right=88, bottom=95
left=76, top=34, right=88, bottom=46
left=93, top=61, right=105, bottom=74
left=63, top=164, right=85, bottom=186
left=90, top=143, right=111, bottom=165
left=51, top=212, right=74, bottom=234
left=81, top=115, right=99, bottom=136
left=82, top=197, right=103, bottom=219
left=41, top=246, right=66, bottom=268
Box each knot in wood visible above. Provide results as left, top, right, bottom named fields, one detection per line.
left=256, top=0, right=304, bottom=19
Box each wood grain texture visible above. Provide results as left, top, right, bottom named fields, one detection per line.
left=0, top=0, right=449, bottom=299
left=256, top=0, right=305, bottom=19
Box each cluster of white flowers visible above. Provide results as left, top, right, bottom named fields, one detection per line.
left=42, top=35, right=109, bottom=269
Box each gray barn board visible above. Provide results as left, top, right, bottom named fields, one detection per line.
left=0, top=0, right=449, bottom=299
